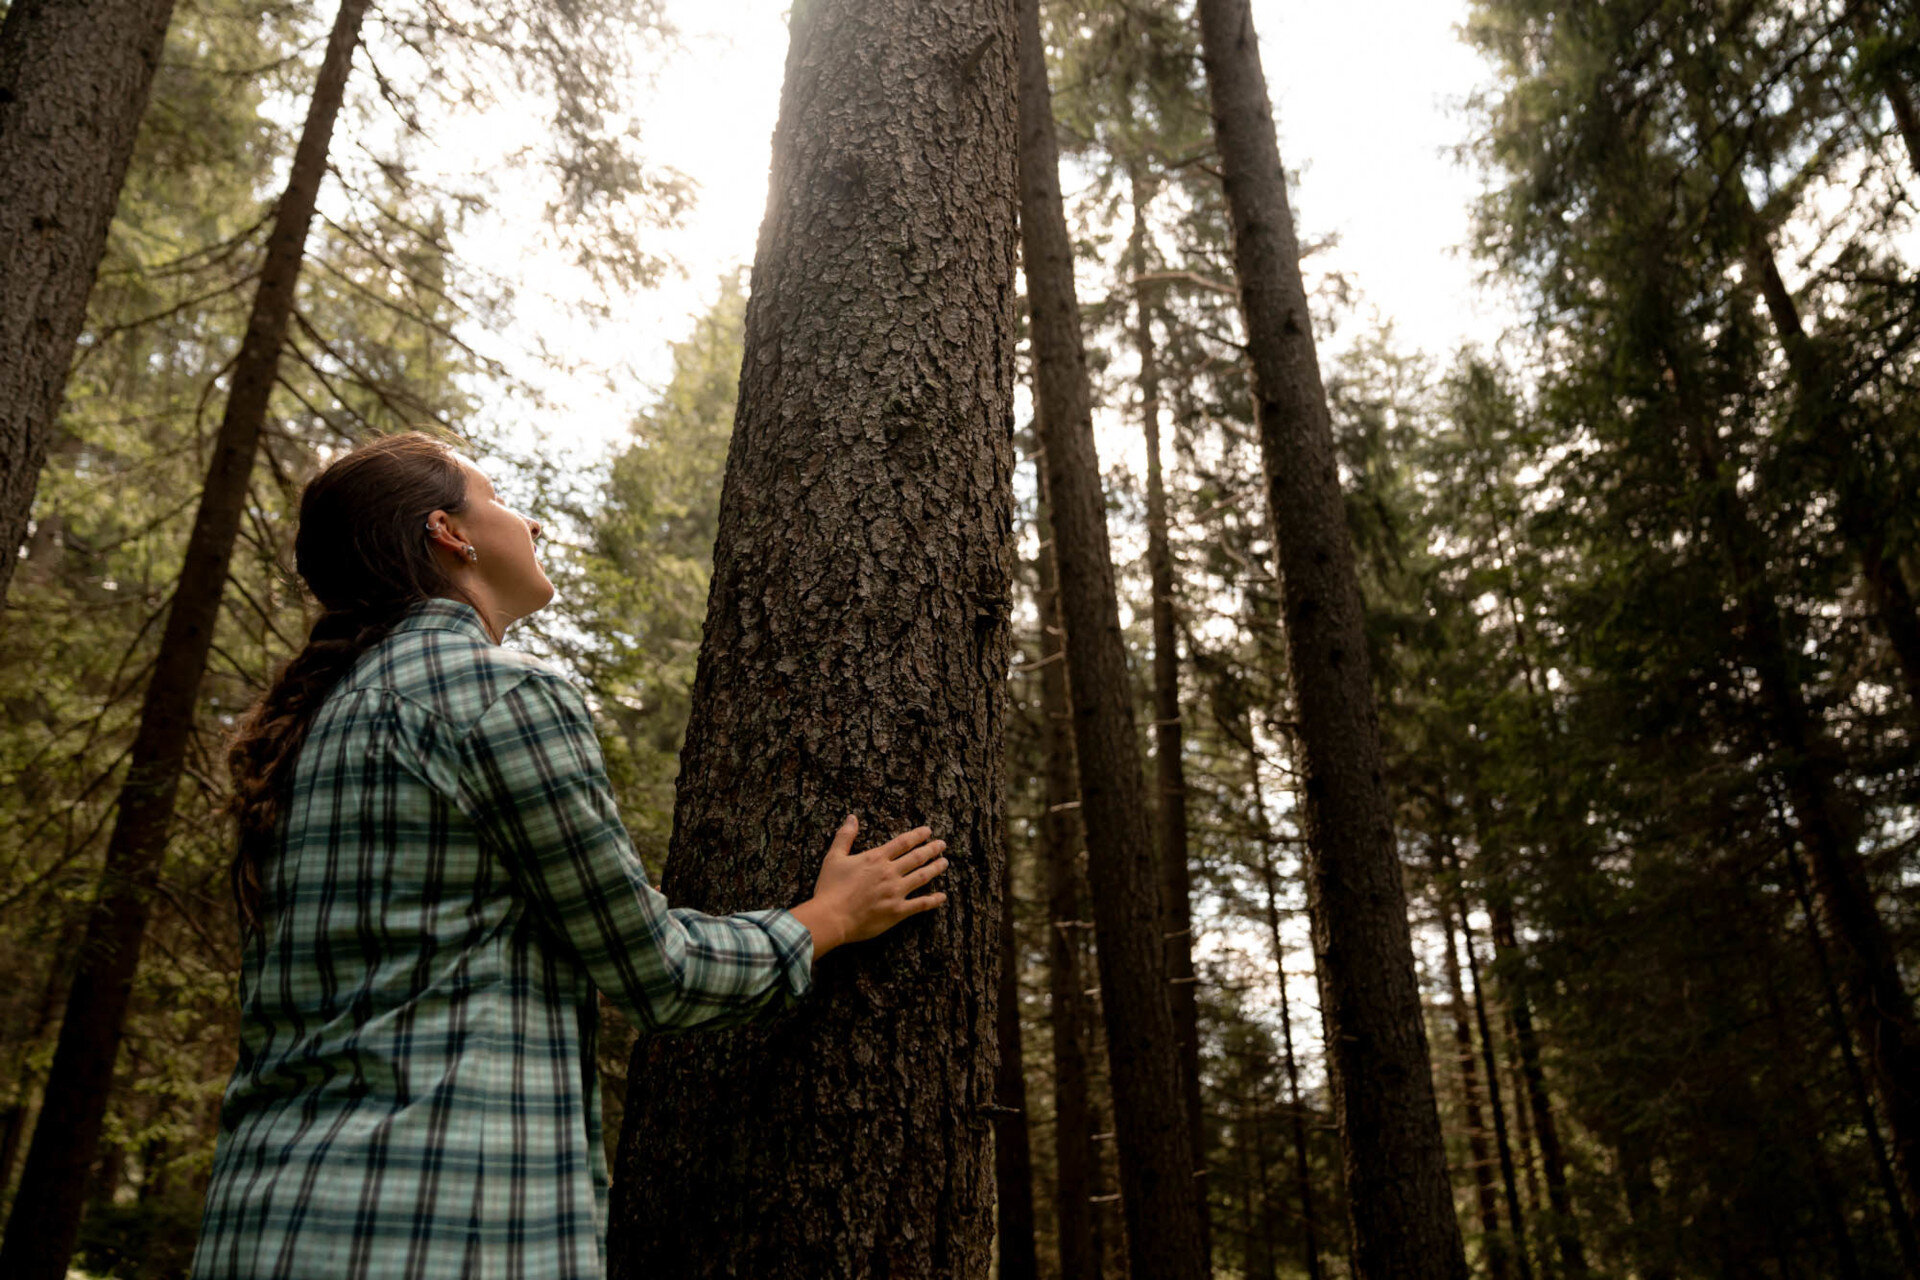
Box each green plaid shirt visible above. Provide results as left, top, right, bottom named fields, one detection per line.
left=192, top=597, right=814, bottom=1279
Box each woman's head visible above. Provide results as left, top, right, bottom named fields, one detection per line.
left=227, top=430, right=550, bottom=936
left=297, top=432, right=553, bottom=636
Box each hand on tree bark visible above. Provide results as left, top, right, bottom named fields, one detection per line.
left=789, top=815, right=949, bottom=958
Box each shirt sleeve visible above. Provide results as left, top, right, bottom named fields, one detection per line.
left=456, top=667, right=813, bottom=1033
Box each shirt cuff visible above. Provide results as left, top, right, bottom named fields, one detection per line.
left=748, top=906, right=815, bottom=1004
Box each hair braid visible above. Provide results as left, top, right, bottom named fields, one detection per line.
left=223, top=431, right=477, bottom=940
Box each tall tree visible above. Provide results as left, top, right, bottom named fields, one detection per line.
left=0, top=0, right=373, bottom=1272
left=1032, top=448, right=1101, bottom=1280
left=603, top=0, right=1022, bottom=1273
left=1192, top=1, right=1469, bottom=1274
left=1013, top=0, right=1210, bottom=1274
left=0, top=0, right=181, bottom=611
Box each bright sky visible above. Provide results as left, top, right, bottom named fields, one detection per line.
left=451, top=0, right=1512, bottom=474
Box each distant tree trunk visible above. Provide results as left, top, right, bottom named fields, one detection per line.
left=1776, top=820, right=1920, bottom=1275
left=0, top=2, right=369, bottom=1273
left=1446, top=845, right=1534, bottom=1280
left=995, top=822, right=1040, bottom=1280
left=1732, top=209, right=1920, bottom=720
left=1242, top=716, right=1325, bottom=1280
left=1013, top=0, right=1209, bottom=1274
left=1192, top=1, right=1467, bottom=1274
left=0, top=0, right=179, bottom=611
left=1487, top=902, right=1587, bottom=1275
left=1664, top=338, right=1920, bottom=1231
left=1128, top=167, right=1206, bottom=1236
left=604, top=1, right=1020, bottom=1275
left=1035, top=451, right=1101, bottom=1280
left=1431, top=852, right=1509, bottom=1280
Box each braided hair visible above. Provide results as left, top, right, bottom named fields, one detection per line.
left=225, top=431, right=481, bottom=939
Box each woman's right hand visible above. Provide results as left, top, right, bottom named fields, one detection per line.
left=789, top=814, right=949, bottom=959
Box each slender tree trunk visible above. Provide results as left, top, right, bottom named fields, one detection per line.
left=995, top=828, right=1040, bottom=1280
left=605, top=3, right=1020, bottom=1275
left=1664, top=335, right=1920, bottom=1230
left=1035, top=451, right=1101, bottom=1280
left=0, top=0, right=179, bottom=610
left=1449, top=858, right=1534, bottom=1280
left=1487, top=902, right=1587, bottom=1276
left=1128, top=167, right=1206, bottom=1238
left=1432, top=854, right=1510, bottom=1280
left=1192, top=1, right=1466, bottom=1273
left=0, top=3, right=369, bottom=1272
left=1733, top=209, right=1920, bottom=718
left=1243, top=717, right=1326, bottom=1280
left=1013, top=0, right=1208, bottom=1275
left=1775, top=801, right=1920, bottom=1276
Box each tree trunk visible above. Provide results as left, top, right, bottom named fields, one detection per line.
left=1035, top=450, right=1101, bottom=1280
left=1778, top=823, right=1920, bottom=1276
left=1487, top=902, right=1588, bottom=1276
left=1192, top=1, right=1467, bottom=1274
left=995, top=821, right=1040, bottom=1280
left=0, top=0, right=179, bottom=611
left=1129, top=167, right=1206, bottom=1239
left=1447, top=848, right=1534, bottom=1280
left=1013, top=0, right=1209, bottom=1274
left=603, top=2, right=1020, bottom=1275
left=1432, top=855, right=1510, bottom=1280
left=1242, top=713, right=1326, bottom=1280
left=0, top=2, right=369, bottom=1272
left=1664, top=337, right=1920, bottom=1231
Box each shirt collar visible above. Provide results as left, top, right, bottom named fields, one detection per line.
left=388, top=597, right=496, bottom=644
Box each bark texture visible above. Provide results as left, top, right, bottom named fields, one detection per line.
left=0, top=1, right=369, bottom=1273
left=1013, top=0, right=1209, bottom=1274
left=0, top=0, right=179, bottom=611
left=604, top=1, right=1021, bottom=1275
left=1192, top=1, right=1468, bottom=1274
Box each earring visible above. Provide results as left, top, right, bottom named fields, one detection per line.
left=464, top=546, right=478, bottom=562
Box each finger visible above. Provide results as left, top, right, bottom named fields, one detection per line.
left=903, top=890, right=948, bottom=914
left=895, top=839, right=946, bottom=872
left=904, top=857, right=948, bottom=890
left=828, top=813, right=859, bottom=858
left=876, top=825, right=935, bottom=860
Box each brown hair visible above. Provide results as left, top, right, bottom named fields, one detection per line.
left=224, top=431, right=480, bottom=938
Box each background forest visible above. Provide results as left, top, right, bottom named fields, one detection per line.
left=1, top=0, right=1917, bottom=1277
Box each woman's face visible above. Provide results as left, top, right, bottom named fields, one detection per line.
left=428, top=454, right=554, bottom=639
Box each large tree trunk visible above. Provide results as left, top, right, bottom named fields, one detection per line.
left=994, top=818, right=1040, bottom=1280
left=1034, top=451, right=1101, bottom=1280
left=0, top=3, right=369, bottom=1273
left=1192, top=1, right=1468, bottom=1274
left=1012, top=0, right=1209, bottom=1275
left=0, top=0, right=179, bottom=611
left=1128, top=167, right=1206, bottom=1237
left=603, top=2, right=1020, bottom=1275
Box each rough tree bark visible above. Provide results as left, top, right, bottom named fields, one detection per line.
left=0, top=0, right=180, bottom=612
left=603, top=1, right=1021, bottom=1275
left=0, top=3, right=369, bottom=1274
left=1013, top=0, right=1209, bottom=1274
left=1034, top=451, right=1101, bottom=1280
left=1128, top=170, right=1206, bottom=1222
left=1192, top=0, right=1468, bottom=1274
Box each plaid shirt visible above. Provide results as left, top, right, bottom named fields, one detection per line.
left=192, top=597, right=814, bottom=1280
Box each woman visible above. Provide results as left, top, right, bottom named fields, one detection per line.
left=192, top=431, right=948, bottom=1279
